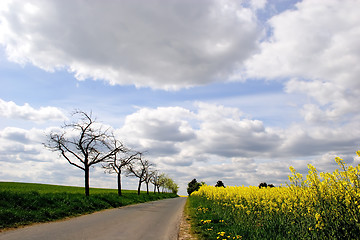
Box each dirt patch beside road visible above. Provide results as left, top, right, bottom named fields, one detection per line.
left=178, top=198, right=198, bottom=240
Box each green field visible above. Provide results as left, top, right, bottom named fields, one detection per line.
left=0, top=182, right=139, bottom=194
left=0, top=182, right=178, bottom=229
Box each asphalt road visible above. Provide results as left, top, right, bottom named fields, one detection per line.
left=0, top=197, right=187, bottom=240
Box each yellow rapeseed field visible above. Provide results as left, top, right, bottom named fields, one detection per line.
left=189, top=150, right=360, bottom=239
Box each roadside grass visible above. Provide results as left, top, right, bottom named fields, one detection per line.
left=182, top=197, right=201, bottom=240
left=187, top=195, right=241, bottom=240
left=0, top=182, right=177, bottom=229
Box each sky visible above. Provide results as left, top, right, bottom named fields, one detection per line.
left=0, top=0, right=360, bottom=195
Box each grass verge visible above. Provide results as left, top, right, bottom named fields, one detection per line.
left=179, top=197, right=200, bottom=240
left=187, top=195, right=242, bottom=240
left=0, top=182, right=177, bottom=229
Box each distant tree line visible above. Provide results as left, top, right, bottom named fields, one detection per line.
left=45, top=110, right=178, bottom=196
left=258, top=182, right=275, bottom=188
left=187, top=179, right=276, bottom=195
left=187, top=179, right=226, bottom=195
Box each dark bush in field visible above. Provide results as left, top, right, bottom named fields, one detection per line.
left=215, top=180, right=225, bottom=188
left=187, top=179, right=202, bottom=195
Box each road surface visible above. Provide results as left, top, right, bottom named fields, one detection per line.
left=0, top=197, right=187, bottom=240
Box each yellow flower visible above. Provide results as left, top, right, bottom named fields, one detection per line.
left=192, top=150, right=360, bottom=239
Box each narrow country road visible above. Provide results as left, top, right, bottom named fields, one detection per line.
left=0, top=197, right=187, bottom=240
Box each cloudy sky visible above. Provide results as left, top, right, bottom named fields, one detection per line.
left=1, top=0, right=360, bottom=195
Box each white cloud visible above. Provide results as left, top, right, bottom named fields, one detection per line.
left=118, top=106, right=196, bottom=144
left=0, top=127, right=55, bottom=161
left=193, top=103, right=281, bottom=158
left=1, top=101, right=360, bottom=195
left=118, top=102, right=360, bottom=166
left=249, top=0, right=267, bottom=10
left=246, top=0, right=360, bottom=84
left=285, top=79, right=358, bottom=123
left=245, top=0, right=360, bottom=122
left=285, top=79, right=342, bottom=106
left=117, top=103, right=283, bottom=161
left=278, top=122, right=360, bottom=158
left=0, top=127, right=31, bottom=144
left=0, top=126, right=117, bottom=188
left=0, top=98, right=66, bottom=122
left=1, top=0, right=360, bottom=195
left=121, top=102, right=359, bottom=194
left=0, top=0, right=261, bottom=90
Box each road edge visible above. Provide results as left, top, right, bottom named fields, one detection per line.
left=178, top=197, right=198, bottom=240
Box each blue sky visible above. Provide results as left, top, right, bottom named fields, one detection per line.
left=1, top=0, right=359, bottom=195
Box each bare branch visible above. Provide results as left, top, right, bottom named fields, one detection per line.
left=44, top=110, right=120, bottom=196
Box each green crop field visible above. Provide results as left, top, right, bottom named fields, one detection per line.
left=0, top=182, right=178, bottom=229
left=0, top=182, right=138, bottom=194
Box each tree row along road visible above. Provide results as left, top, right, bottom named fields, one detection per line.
left=1, top=197, right=187, bottom=240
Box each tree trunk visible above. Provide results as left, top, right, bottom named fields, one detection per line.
left=117, top=171, right=122, bottom=196
left=153, top=184, right=156, bottom=193
left=85, top=165, right=90, bottom=196
left=146, top=182, right=149, bottom=194
left=137, top=179, right=141, bottom=195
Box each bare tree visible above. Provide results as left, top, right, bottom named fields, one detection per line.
left=144, top=168, right=156, bottom=195
left=102, top=136, right=140, bottom=196
left=158, top=173, right=167, bottom=193
left=127, top=154, right=153, bottom=195
left=44, top=110, right=121, bottom=196
left=150, top=170, right=161, bottom=193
